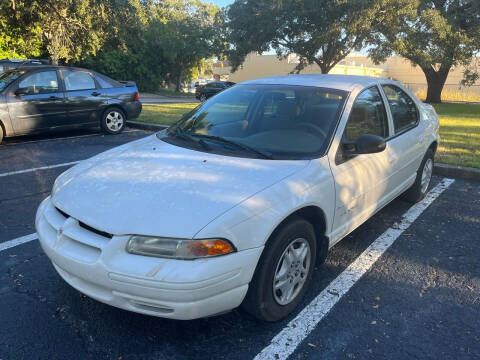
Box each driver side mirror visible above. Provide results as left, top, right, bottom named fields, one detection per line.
left=14, top=88, right=29, bottom=96
left=342, top=134, right=386, bottom=157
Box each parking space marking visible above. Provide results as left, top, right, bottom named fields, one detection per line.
left=0, top=129, right=143, bottom=147
left=0, top=160, right=82, bottom=178
left=0, top=233, right=38, bottom=252
left=254, top=178, right=455, bottom=360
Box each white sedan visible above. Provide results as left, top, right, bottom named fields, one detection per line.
left=36, top=75, right=439, bottom=321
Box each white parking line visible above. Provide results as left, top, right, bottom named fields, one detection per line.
left=0, top=160, right=82, bottom=178
left=0, top=233, right=38, bottom=252
left=254, top=178, right=455, bottom=360
left=0, top=129, right=143, bottom=147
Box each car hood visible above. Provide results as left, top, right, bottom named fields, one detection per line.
left=52, top=135, right=308, bottom=238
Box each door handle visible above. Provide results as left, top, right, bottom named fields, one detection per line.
left=48, top=96, right=60, bottom=100
left=91, top=91, right=101, bottom=96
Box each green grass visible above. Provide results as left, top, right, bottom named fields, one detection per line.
left=137, top=102, right=480, bottom=168
left=137, top=103, right=198, bottom=125
left=433, top=103, right=480, bottom=168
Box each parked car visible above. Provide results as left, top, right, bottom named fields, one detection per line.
left=36, top=75, right=438, bottom=321
left=0, top=65, right=142, bottom=143
left=0, top=58, right=47, bottom=74
left=195, top=80, right=235, bottom=101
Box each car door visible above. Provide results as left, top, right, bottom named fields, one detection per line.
left=380, top=84, right=425, bottom=193
left=61, top=69, right=104, bottom=125
left=328, top=86, right=393, bottom=245
left=6, top=69, right=67, bottom=134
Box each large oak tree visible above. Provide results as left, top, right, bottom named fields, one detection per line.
left=225, top=0, right=411, bottom=74
left=369, top=0, right=480, bottom=103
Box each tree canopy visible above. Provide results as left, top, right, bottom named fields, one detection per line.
left=225, top=0, right=413, bottom=74
left=369, top=0, right=480, bottom=103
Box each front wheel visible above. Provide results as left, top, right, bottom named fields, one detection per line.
left=241, top=218, right=317, bottom=322
left=403, top=149, right=434, bottom=203
left=101, top=108, right=126, bottom=134
left=199, top=94, right=207, bottom=102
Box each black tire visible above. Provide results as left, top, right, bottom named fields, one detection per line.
left=241, top=218, right=317, bottom=322
left=403, top=149, right=434, bottom=203
left=101, top=107, right=126, bottom=135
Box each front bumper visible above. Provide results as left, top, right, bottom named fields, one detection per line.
left=35, top=197, right=263, bottom=320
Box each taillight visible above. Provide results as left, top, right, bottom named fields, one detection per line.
left=134, top=91, right=140, bottom=101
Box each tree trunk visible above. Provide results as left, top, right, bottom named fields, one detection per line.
left=175, top=71, right=182, bottom=92
left=421, top=65, right=451, bottom=103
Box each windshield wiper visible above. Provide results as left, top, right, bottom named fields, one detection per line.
left=194, top=134, right=273, bottom=159
left=171, top=127, right=211, bottom=151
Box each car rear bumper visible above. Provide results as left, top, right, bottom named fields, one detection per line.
left=125, top=101, right=142, bottom=120
left=35, top=197, right=263, bottom=320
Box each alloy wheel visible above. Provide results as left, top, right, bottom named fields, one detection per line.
left=105, top=111, right=124, bottom=132
left=273, top=238, right=311, bottom=305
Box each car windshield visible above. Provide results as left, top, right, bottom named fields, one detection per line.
left=161, top=84, right=348, bottom=159
left=0, top=70, right=25, bottom=92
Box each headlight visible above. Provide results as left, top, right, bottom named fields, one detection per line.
left=126, top=236, right=235, bottom=259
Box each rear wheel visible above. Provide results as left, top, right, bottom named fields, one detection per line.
left=403, top=149, right=434, bottom=203
left=101, top=108, right=126, bottom=134
left=241, top=218, right=317, bottom=322
left=199, top=94, right=207, bottom=102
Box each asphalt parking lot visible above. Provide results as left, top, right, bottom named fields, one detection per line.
left=1, top=129, right=479, bottom=360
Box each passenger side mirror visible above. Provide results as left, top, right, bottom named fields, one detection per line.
left=342, top=134, right=386, bottom=156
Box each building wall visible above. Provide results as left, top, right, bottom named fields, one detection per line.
left=228, top=53, right=385, bottom=82
left=228, top=53, right=480, bottom=100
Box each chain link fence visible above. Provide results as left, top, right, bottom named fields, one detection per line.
left=404, top=83, right=480, bottom=103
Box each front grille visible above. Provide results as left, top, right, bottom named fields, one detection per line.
left=40, top=204, right=113, bottom=263
left=55, top=206, right=113, bottom=239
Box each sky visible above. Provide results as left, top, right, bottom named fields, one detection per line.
left=207, top=0, right=233, bottom=7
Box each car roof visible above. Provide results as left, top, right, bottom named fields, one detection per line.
left=9, top=65, right=92, bottom=72
left=239, top=74, right=392, bottom=92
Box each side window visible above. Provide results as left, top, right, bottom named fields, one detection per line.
left=382, top=85, right=418, bottom=133
left=18, top=71, right=59, bottom=94
left=95, top=75, right=113, bottom=89
left=62, top=70, right=96, bottom=91
left=344, top=87, right=389, bottom=141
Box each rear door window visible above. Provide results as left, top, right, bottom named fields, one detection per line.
left=62, top=70, right=96, bottom=91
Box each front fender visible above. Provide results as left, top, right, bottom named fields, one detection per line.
left=194, top=157, right=335, bottom=251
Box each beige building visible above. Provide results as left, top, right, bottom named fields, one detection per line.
left=228, top=53, right=480, bottom=101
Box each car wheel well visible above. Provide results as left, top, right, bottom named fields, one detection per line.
left=0, top=119, right=5, bottom=135
left=269, top=206, right=329, bottom=263
left=429, top=141, right=438, bottom=154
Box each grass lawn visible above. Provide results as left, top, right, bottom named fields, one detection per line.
left=137, top=103, right=198, bottom=125
left=137, top=102, right=480, bottom=168
left=433, top=103, right=480, bottom=168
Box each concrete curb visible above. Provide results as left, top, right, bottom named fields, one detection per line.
left=125, top=123, right=480, bottom=182
left=434, top=163, right=480, bottom=181
left=127, top=121, right=168, bottom=132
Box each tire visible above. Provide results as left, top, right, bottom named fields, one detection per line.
left=101, top=107, right=126, bottom=135
left=403, top=149, right=434, bottom=203
left=199, top=94, right=207, bottom=102
left=241, top=218, right=317, bottom=322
